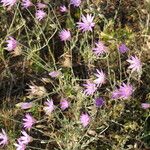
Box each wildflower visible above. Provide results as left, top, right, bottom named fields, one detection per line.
left=49, top=71, right=61, bottom=78
left=35, top=10, right=46, bottom=21
left=22, top=0, right=33, bottom=8
left=60, top=5, right=67, bottom=12
left=6, top=36, right=17, bottom=51
left=80, top=113, right=90, bottom=127
left=70, top=0, right=81, bottom=7
left=1, top=0, right=16, bottom=8
left=141, top=103, right=150, bottom=109
left=43, top=99, right=55, bottom=115
left=77, top=14, right=95, bottom=32
left=118, top=43, right=129, bottom=53
left=36, top=2, right=47, bottom=9
left=119, top=83, right=133, bottom=99
left=17, top=102, right=33, bottom=110
left=92, top=41, right=107, bottom=56
left=60, top=99, right=69, bottom=110
left=94, top=69, right=106, bottom=86
left=14, top=139, right=26, bottom=150
left=0, top=129, right=8, bottom=147
left=83, top=81, right=97, bottom=96
left=59, top=29, right=71, bottom=41
left=111, top=89, right=120, bottom=99
left=23, top=114, right=36, bottom=130
left=95, top=97, right=104, bottom=107
left=127, top=56, right=142, bottom=73
left=19, top=131, right=32, bottom=144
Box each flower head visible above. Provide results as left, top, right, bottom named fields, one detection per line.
left=60, top=5, right=67, bottom=12
left=60, top=99, right=69, bottom=110
left=35, top=10, right=46, bottom=21
left=70, top=0, right=81, bottom=7
left=94, top=69, right=106, bottom=86
left=92, top=41, right=107, bottom=56
left=0, top=129, right=8, bottom=147
left=17, top=102, right=33, bottom=110
left=127, top=56, right=142, bottom=73
left=95, top=97, right=104, bottom=107
left=36, top=2, right=47, bottom=9
left=83, top=81, right=97, bottom=96
left=23, top=114, right=36, bottom=130
left=1, top=0, right=16, bottom=8
left=43, top=99, right=55, bottom=115
left=22, top=0, right=33, bottom=8
left=14, top=139, right=26, bottom=150
left=19, top=131, right=32, bottom=144
left=49, top=71, right=61, bottom=78
left=59, top=29, right=71, bottom=41
left=111, top=89, right=120, bottom=99
left=6, top=36, right=17, bottom=51
left=80, top=113, right=90, bottom=127
left=77, top=14, right=95, bottom=32
left=141, top=103, right=150, bottom=109
left=118, top=43, right=129, bottom=53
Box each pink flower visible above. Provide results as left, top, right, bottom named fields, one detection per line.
left=92, top=41, right=107, bottom=56
left=60, top=5, right=67, bottom=12
left=0, top=129, right=8, bottom=147
left=43, top=99, right=55, bottom=115
left=141, top=103, right=150, bottom=109
left=36, top=2, right=47, bottom=9
left=22, top=0, right=33, bottom=8
left=59, top=29, right=71, bottom=41
left=14, top=139, right=26, bottom=150
left=1, top=0, right=16, bottom=8
left=60, top=99, right=69, bottom=110
left=49, top=71, right=61, bottom=78
left=6, top=36, right=17, bottom=51
left=94, top=69, right=106, bottom=87
left=111, top=89, right=120, bottom=99
left=83, top=81, right=97, bottom=96
left=70, top=0, right=81, bottom=7
left=35, top=10, right=46, bottom=21
left=127, top=56, right=142, bottom=73
left=80, top=113, right=90, bottom=127
left=77, top=14, right=95, bottom=32
left=118, top=43, right=129, bottom=54
left=19, top=131, right=32, bottom=145
left=17, top=102, right=33, bottom=110
left=23, top=114, right=36, bottom=130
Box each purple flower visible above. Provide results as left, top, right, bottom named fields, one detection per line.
left=36, top=2, right=47, bottom=9
left=43, top=99, right=55, bottom=115
left=19, top=131, right=32, bottom=145
left=49, top=71, right=61, bottom=78
left=17, top=102, right=33, bottom=110
left=70, top=0, right=81, bottom=7
left=92, top=41, right=107, bottom=56
left=118, top=43, right=129, bottom=53
left=14, top=139, right=26, bottom=150
left=95, top=97, right=104, bottom=107
left=59, top=29, right=71, bottom=41
left=83, top=81, right=97, bottom=96
left=60, top=5, right=67, bottom=12
left=6, top=36, right=17, bottom=51
left=35, top=10, right=46, bottom=21
left=23, top=114, right=36, bottom=130
left=0, top=129, right=8, bottom=147
left=141, top=103, right=150, bottom=109
left=112, top=83, right=133, bottom=100
left=22, top=0, right=33, bottom=8
left=80, top=113, right=90, bottom=127
left=1, top=0, right=16, bottom=8
left=60, top=99, right=69, bottom=110
left=94, top=69, right=106, bottom=87
left=77, top=14, right=95, bottom=32
left=127, top=56, right=142, bottom=73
